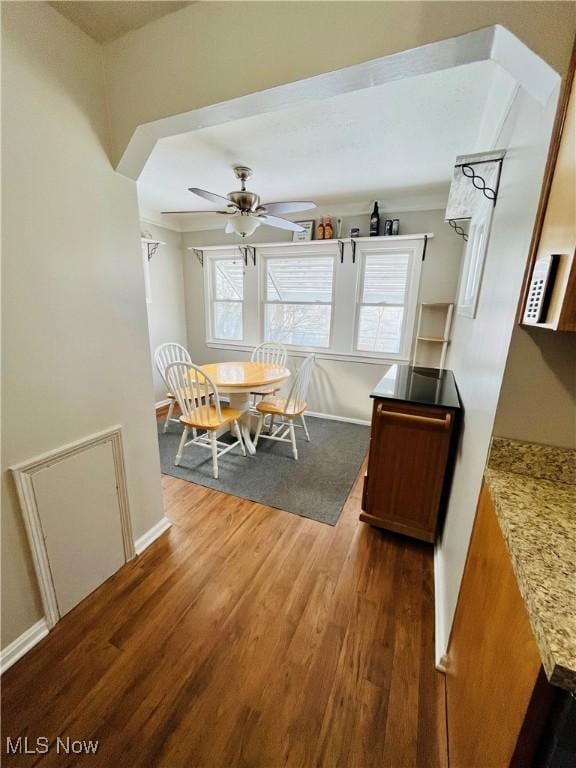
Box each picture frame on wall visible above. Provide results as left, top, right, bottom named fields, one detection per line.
left=292, top=220, right=314, bottom=242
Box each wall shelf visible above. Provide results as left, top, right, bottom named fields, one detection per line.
left=187, top=233, right=434, bottom=254
left=413, top=303, right=455, bottom=368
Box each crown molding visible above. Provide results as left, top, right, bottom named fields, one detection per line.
left=139, top=213, right=183, bottom=233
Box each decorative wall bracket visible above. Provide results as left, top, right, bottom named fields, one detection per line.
left=141, top=237, right=165, bottom=261
left=237, top=244, right=256, bottom=267
left=192, top=248, right=204, bottom=267
left=422, top=234, right=429, bottom=259
left=457, top=158, right=504, bottom=203
left=337, top=239, right=357, bottom=264
left=351, top=239, right=358, bottom=264
left=447, top=220, right=469, bottom=242
left=445, top=149, right=506, bottom=242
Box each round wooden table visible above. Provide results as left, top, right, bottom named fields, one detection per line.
left=200, top=361, right=291, bottom=454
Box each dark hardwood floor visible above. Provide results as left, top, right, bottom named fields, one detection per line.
left=1, top=462, right=447, bottom=767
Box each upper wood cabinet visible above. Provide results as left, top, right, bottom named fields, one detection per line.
left=519, top=45, right=576, bottom=331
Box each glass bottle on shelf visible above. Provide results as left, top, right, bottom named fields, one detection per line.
left=370, top=202, right=380, bottom=236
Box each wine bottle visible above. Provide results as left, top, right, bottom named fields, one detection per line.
left=370, top=202, right=380, bottom=236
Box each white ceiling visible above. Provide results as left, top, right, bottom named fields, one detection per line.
left=138, top=60, right=515, bottom=231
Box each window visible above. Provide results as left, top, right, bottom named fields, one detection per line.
left=263, top=255, right=335, bottom=348
left=210, top=256, right=244, bottom=341
left=356, top=251, right=410, bottom=354
left=202, top=238, right=424, bottom=361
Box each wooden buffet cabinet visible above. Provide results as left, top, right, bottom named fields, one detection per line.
left=361, top=365, right=461, bottom=543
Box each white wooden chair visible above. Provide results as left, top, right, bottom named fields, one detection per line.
left=254, top=354, right=315, bottom=460
left=166, top=361, right=246, bottom=479
left=251, top=341, right=287, bottom=368
left=250, top=342, right=288, bottom=406
left=154, top=342, right=193, bottom=433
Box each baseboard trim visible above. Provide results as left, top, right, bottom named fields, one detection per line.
left=0, top=519, right=174, bottom=673
left=305, top=410, right=371, bottom=427
left=0, top=619, right=49, bottom=674
left=134, top=517, right=172, bottom=555
left=155, top=401, right=369, bottom=427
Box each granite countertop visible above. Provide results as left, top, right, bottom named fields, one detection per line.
left=371, top=364, right=461, bottom=409
left=485, top=437, right=576, bottom=692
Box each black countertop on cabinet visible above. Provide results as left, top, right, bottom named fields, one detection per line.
left=371, top=364, right=461, bottom=410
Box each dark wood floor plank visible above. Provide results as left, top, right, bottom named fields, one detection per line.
left=2, top=452, right=446, bottom=768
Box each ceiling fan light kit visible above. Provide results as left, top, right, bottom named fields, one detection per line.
left=162, top=166, right=317, bottom=238
left=226, top=211, right=261, bottom=237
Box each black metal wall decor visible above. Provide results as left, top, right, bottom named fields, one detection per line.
left=459, top=161, right=502, bottom=202
left=448, top=220, right=469, bottom=242
left=192, top=248, right=204, bottom=267
left=444, top=149, right=506, bottom=241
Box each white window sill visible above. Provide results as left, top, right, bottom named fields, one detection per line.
left=205, top=341, right=409, bottom=366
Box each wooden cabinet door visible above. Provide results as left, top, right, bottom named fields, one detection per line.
left=361, top=399, right=454, bottom=542
left=446, top=484, right=543, bottom=768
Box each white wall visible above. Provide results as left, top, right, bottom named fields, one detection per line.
left=140, top=223, right=188, bottom=401
left=102, top=1, right=576, bottom=166
left=1, top=3, right=164, bottom=649
left=179, top=209, right=462, bottom=421
left=434, top=83, right=559, bottom=662
left=494, top=326, right=576, bottom=448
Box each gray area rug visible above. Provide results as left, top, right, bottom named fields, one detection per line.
left=157, top=417, right=369, bottom=525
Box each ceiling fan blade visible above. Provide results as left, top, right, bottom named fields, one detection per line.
left=188, top=187, right=237, bottom=209
left=258, top=201, right=316, bottom=215
left=161, top=210, right=231, bottom=215
left=258, top=214, right=305, bottom=232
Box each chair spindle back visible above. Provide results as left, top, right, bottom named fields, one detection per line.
left=165, top=362, right=221, bottom=427
left=285, top=354, right=315, bottom=413
left=154, top=343, right=192, bottom=388
left=251, top=342, right=287, bottom=368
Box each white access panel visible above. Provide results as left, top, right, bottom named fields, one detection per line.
left=31, top=440, right=125, bottom=618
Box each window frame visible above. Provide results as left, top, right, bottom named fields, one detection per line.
left=353, top=241, right=423, bottom=361
left=259, top=244, right=337, bottom=351
left=201, top=237, right=426, bottom=363
left=205, top=249, right=246, bottom=343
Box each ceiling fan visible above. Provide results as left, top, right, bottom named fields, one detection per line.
left=162, top=166, right=316, bottom=237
